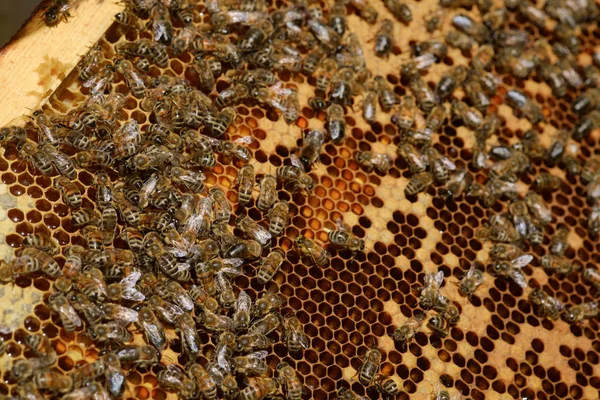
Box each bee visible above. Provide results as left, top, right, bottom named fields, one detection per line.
left=307, top=18, right=342, bottom=52
left=277, top=362, right=303, bottom=400
left=358, top=345, right=381, bottom=385
left=23, top=334, right=53, bottom=358
left=48, top=293, right=82, bottom=332
left=112, top=119, right=142, bottom=159
left=397, top=143, right=426, bottom=174
left=78, top=45, right=103, bottom=81
left=337, top=387, right=368, bottom=400
left=384, top=0, right=412, bottom=24
left=456, top=265, right=484, bottom=297
left=253, top=292, right=283, bottom=318
left=541, top=254, right=580, bottom=275
left=349, top=0, right=378, bottom=23
left=215, top=270, right=237, bottom=309
left=42, top=0, right=74, bottom=26
left=327, top=104, right=346, bottom=144
left=374, top=19, right=394, bottom=58
left=529, top=289, right=564, bottom=320
left=192, top=56, right=216, bottom=93
left=150, top=3, right=173, bottom=44
left=583, top=267, right=600, bottom=291
left=295, top=234, right=330, bottom=267
left=433, top=294, right=460, bottom=324
left=236, top=165, right=255, bottom=206
left=104, top=353, right=126, bottom=398
left=489, top=150, right=529, bottom=181
left=329, top=220, right=365, bottom=252
left=374, top=75, right=398, bottom=112
left=361, top=85, right=378, bottom=124
left=329, top=1, right=347, bottom=36
left=170, top=167, right=207, bottom=194
left=23, top=231, right=59, bottom=255
left=524, top=192, right=552, bottom=225
left=440, top=169, right=472, bottom=201
left=115, top=10, right=143, bottom=29
left=101, top=302, right=138, bottom=326
left=17, top=140, right=53, bottom=176
left=268, top=201, right=289, bottom=236
left=249, top=313, right=281, bottom=336
left=239, top=20, right=273, bottom=52
left=172, top=23, right=196, bottom=55
left=451, top=100, right=483, bottom=130
left=428, top=314, right=450, bottom=337
left=257, top=174, right=277, bottom=211
left=236, top=333, right=273, bottom=353
left=215, top=136, right=253, bottom=163
left=409, top=77, right=438, bottom=112
left=83, top=63, right=114, bottom=96
left=157, top=364, right=198, bottom=399
left=573, top=110, right=600, bottom=141
left=298, top=129, right=326, bottom=170
left=505, top=90, right=543, bottom=124
left=282, top=314, right=310, bottom=353
left=426, top=147, right=456, bottom=184
left=187, top=364, right=217, bottom=400
left=33, top=370, right=73, bottom=394
left=207, top=107, right=237, bottom=138
left=573, top=88, right=600, bottom=115
left=225, top=239, right=263, bottom=259
left=445, top=30, right=474, bottom=52
left=425, top=9, right=445, bottom=32
left=405, top=171, right=434, bottom=197
left=70, top=358, right=107, bottom=389
left=233, top=350, right=269, bottom=376
left=116, top=344, right=158, bottom=368
left=492, top=254, right=532, bottom=289
left=148, top=295, right=184, bottom=325
left=452, top=13, right=490, bottom=42
left=83, top=225, right=104, bottom=250
left=198, top=310, right=235, bottom=332
left=237, top=215, right=272, bottom=246
left=374, top=375, right=400, bottom=397
left=216, top=83, right=249, bottom=108
left=418, top=271, right=444, bottom=309
left=175, top=313, right=201, bottom=359
left=564, top=301, right=599, bottom=324
left=39, top=143, right=77, bottom=179
left=548, top=225, right=570, bottom=256
left=115, top=58, right=147, bottom=98
left=393, top=313, right=426, bottom=343
left=209, top=187, right=232, bottom=223
left=137, top=307, right=167, bottom=351
left=355, top=151, right=392, bottom=174
left=239, top=377, right=279, bottom=400
left=436, top=66, right=469, bottom=100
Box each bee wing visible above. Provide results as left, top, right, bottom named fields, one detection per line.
left=440, top=155, right=456, bottom=171
left=508, top=268, right=528, bottom=288
left=290, top=153, right=303, bottom=169
left=235, top=290, right=252, bottom=313
left=207, top=362, right=225, bottom=384
left=512, top=254, right=533, bottom=269
left=61, top=302, right=83, bottom=328
left=214, top=271, right=233, bottom=293
left=115, top=306, right=139, bottom=325
left=234, top=136, right=254, bottom=145
left=247, top=350, right=269, bottom=360
left=216, top=345, right=233, bottom=373
left=549, top=296, right=565, bottom=311
left=120, top=272, right=145, bottom=302
left=433, top=270, right=445, bottom=288
left=255, top=227, right=273, bottom=244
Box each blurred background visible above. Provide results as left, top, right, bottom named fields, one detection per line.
left=0, top=0, right=40, bottom=47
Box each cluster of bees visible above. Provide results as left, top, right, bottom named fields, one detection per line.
left=0, top=0, right=598, bottom=398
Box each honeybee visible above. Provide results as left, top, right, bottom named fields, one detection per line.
left=175, top=313, right=201, bottom=358
left=477, top=213, right=521, bottom=243
left=18, top=140, right=54, bottom=176
left=541, top=254, right=580, bottom=275
left=373, top=19, right=394, bottom=58
left=277, top=362, right=302, bottom=400
left=433, top=294, right=460, bottom=324
left=115, top=58, right=147, bottom=98
left=216, top=83, right=249, bottom=108
left=564, top=301, right=599, bottom=324
left=237, top=215, right=272, bottom=246
left=426, top=147, right=456, bottom=184
left=358, top=345, right=381, bottom=385
left=425, top=9, right=445, bottom=32
left=253, top=293, right=283, bottom=319
left=40, top=143, right=77, bottom=179
left=489, top=150, right=529, bottom=181
left=83, top=63, right=115, bottom=96
left=42, top=0, right=76, bottom=26
left=23, top=333, right=53, bottom=357
left=550, top=225, right=569, bottom=256
left=188, top=363, right=217, bottom=400
left=48, top=293, right=82, bottom=332
left=198, top=310, right=235, bottom=332
left=116, top=344, right=159, bottom=368
left=329, top=1, right=347, bottom=35
left=428, top=314, right=450, bottom=337
left=505, top=90, right=543, bottom=124
left=328, top=220, right=365, bottom=252
left=524, top=192, right=552, bottom=225
left=215, top=270, right=237, bottom=309
left=534, top=173, right=562, bottom=191
left=240, top=377, right=280, bottom=400
left=107, top=271, right=146, bottom=302
left=137, top=307, right=167, bottom=351
left=326, top=104, right=346, bottom=144
left=215, top=136, right=253, bottom=163
left=298, top=129, right=325, bottom=170
left=157, top=364, right=198, bottom=399
left=295, top=234, right=330, bottom=267
left=233, top=350, right=269, bottom=376
left=529, top=289, right=564, bottom=320
left=419, top=271, right=444, bottom=309
left=409, top=77, right=438, bottom=112
left=68, top=293, right=103, bottom=326
left=33, top=370, right=73, bottom=394
left=374, top=375, right=400, bottom=397
left=446, top=30, right=474, bottom=52
left=440, top=169, right=472, bottom=201
left=393, top=313, right=425, bottom=343
left=349, top=0, right=378, bottom=23
left=112, top=119, right=141, bottom=159
left=384, top=0, right=412, bottom=24
left=256, top=174, right=277, bottom=211
left=207, top=107, right=237, bottom=138
left=104, top=353, right=125, bottom=398
left=150, top=3, right=173, bottom=44
left=583, top=267, right=600, bottom=291
left=16, top=247, right=60, bottom=278
left=362, top=84, right=378, bottom=124
left=492, top=254, right=532, bottom=288
left=70, top=358, right=107, bottom=389
left=456, top=265, right=484, bottom=297
left=405, top=171, right=434, bottom=196
left=283, top=314, right=310, bottom=353
left=23, top=231, right=59, bottom=255
left=78, top=44, right=104, bottom=82
left=249, top=312, right=281, bottom=336
left=101, top=303, right=138, bottom=326
left=437, top=65, right=469, bottom=99
left=355, top=151, right=392, bottom=174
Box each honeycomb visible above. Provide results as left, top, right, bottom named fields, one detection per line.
left=0, top=0, right=598, bottom=399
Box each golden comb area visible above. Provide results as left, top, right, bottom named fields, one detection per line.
left=0, top=0, right=599, bottom=399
